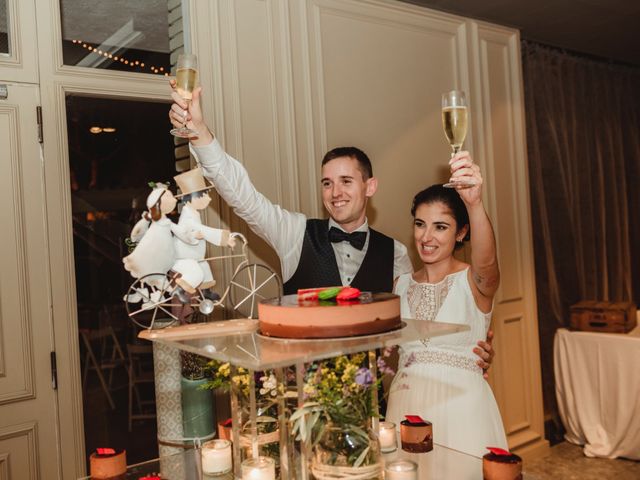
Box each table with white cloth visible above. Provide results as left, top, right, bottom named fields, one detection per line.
left=554, top=315, right=640, bottom=460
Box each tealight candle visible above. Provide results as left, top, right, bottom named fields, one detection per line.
left=379, top=421, right=397, bottom=453
left=201, top=439, right=232, bottom=475
left=384, top=459, right=418, bottom=480
left=241, top=456, right=275, bottom=480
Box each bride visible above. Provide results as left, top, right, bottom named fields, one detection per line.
left=385, top=151, right=508, bottom=458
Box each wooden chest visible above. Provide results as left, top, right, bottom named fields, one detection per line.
left=569, top=300, right=637, bottom=333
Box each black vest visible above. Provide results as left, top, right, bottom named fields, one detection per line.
left=283, top=219, right=394, bottom=294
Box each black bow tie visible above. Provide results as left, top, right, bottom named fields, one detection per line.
left=328, top=227, right=367, bottom=250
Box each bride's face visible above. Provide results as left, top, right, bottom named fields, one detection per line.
left=413, top=201, right=467, bottom=264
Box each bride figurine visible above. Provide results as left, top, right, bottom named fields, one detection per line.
left=123, top=183, right=198, bottom=288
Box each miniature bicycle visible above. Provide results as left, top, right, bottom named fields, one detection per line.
left=124, top=233, right=282, bottom=329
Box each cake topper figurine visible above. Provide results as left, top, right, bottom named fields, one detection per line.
left=122, top=172, right=282, bottom=327
left=123, top=171, right=237, bottom=310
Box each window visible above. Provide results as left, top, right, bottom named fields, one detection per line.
left=59, top=0, right=174, bottom=75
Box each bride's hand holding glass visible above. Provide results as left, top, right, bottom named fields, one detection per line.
left=449, top=151, right=483, bottom=204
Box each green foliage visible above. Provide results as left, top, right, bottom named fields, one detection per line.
left=124, top=236, right=137, bottom=253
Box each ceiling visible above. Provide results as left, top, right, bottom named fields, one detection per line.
left=3, top=0, right=638, bottom=66
left=402, top=0, right=640, bottom=66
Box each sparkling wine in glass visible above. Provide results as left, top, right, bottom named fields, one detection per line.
left=170, top=54, right=199, bottom=138
left=442, top=90, right=474, bottom=189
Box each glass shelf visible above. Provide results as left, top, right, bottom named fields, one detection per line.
left=139, top=318, right=469, bottom=369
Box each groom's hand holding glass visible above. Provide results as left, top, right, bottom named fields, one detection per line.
left=168, top=83, right=213, bottom=146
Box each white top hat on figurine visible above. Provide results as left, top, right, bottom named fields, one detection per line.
left=174, top=168, right=213, bottom=198
left=146, top=183, right=169, bottom=209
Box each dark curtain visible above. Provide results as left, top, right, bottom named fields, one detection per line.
left=521, top=41, right=640, bottom=421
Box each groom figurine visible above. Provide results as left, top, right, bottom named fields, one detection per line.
left=172, top=168, right=236, bottom=302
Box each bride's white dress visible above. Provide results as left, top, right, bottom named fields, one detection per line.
left=386, top=268, right=508, bottom=458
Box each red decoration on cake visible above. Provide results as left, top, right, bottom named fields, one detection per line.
left=487, top=447, right=511, bottom=456
left=139, top=476, right=161, bottom=480
left=96, top=448, right=116, bottom=455
left=405, top=415, right=426, bottom=424
left=337, top=287, right=361, bottom=300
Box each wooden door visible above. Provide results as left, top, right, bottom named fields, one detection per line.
left=0, top=0, right=62, bottom=477
left=0, top=83, right=62, bottom=479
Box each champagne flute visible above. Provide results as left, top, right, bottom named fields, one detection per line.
left=441, top=90, right=474, bottom=189
left=170, top=54, right=199, bottom=138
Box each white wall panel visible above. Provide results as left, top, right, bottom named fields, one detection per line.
left=193, top=0, right=547, bottom=458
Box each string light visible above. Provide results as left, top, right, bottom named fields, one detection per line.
left=71, top=39, right=170, bottom=76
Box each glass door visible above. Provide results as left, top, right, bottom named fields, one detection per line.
left=66, top=93, right=178, bottom=466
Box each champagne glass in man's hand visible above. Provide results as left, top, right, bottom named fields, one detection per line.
left=170, top=54, right=199, bottom=138
left=442, top=90, right=475, bottom=189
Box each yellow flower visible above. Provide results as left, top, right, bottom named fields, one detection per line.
left=219, top=363, right=231, bottom=377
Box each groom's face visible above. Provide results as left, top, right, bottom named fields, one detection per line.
left=320, top=156, right=376, bottom=232
left=191, top=192, right=212, bottom=210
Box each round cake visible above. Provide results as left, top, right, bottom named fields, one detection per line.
left=89, top=449, right=127, bottom=479
left=258, top=292, right=401, bottom=338
left=400, top=418, right=433, bottom=453
left=482, top=450, right=523, bottom=480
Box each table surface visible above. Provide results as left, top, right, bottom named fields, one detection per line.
left=138, top=318, right=469, bottom=369
left=78, top=440, right=536, bottom=479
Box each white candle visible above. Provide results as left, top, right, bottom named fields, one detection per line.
left=385, top=459, right=418, bottom=480
left=379, top=421, right=397, bottom=453
left=201, top=439, right=232, bottom=475
left=241, top=456, right=275, bottom=480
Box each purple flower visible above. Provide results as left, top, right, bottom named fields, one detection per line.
left=377, top=356, right=396, bottom=376
left=355, top=367, right=373, bottom=386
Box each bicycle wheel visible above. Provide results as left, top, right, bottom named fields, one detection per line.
left=228, top=263, right=282, bottom=319
left=124, top=273, right=177, bottom=329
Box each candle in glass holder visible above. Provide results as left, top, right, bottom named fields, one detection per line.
left=384, top=459, right=418, bottom=480
left=241, top=456, right=275, bottom=480
left=379, top=421, right=397, bottom=453
left=201, top=439, right=232, bottom=475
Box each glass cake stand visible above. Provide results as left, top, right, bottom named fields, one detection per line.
left=138, top=318, right=471, bottom=479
